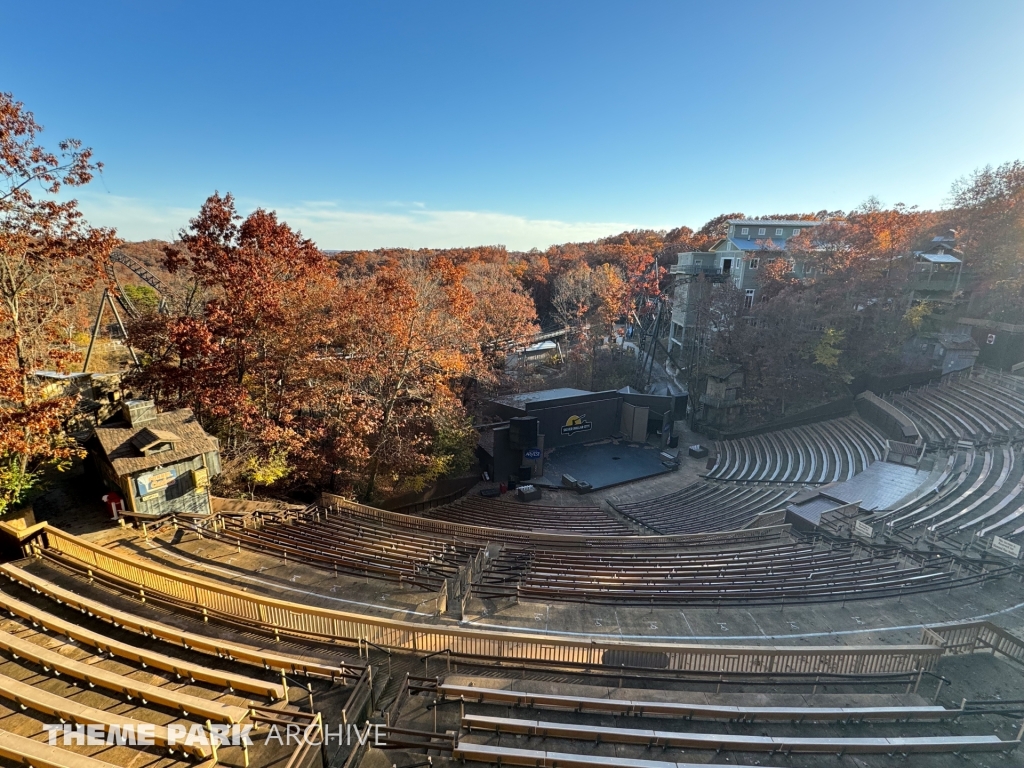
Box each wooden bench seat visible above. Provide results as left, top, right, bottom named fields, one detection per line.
left=962, top=382, right=1024, bottom=426
left=0, top=588, right=284, bottom=700
left=930, top=447, right=1011, bottom=530
left=0, top=627, right=249, bottom=723
left=0, top=670, right=211, bottom=758
left=442, top=685, right=953, bottom=721
left=893, top=396, right=953, bottom=443
left=893, top=450, right=990, bottom=529
left=913, top=391, right=978, bottom=438
left=975, top=464, right=1024, bottom=535
left=807, top=423, right=841, bottom=483
left=461, top=715, right=1016, bottom=755
left=946, top=388, right=1012, bottom=433
left=0, top=728, right=123, bottom=768
left=452, top=742, right=755, bottom=768
left=0, top=563, right=350, bottom=680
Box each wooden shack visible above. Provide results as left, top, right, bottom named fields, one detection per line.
left=87, top=400, right=221, bottom=519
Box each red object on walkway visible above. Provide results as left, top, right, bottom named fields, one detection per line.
left=101, top=491, right=124, bottom=520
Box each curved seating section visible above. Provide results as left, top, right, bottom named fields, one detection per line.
left=706, top=416, right=886, bottom=485
left=202, top=502, right=992, bottom=606
left=213, top=507, right=484, bottom=589
left=472, top=539, right=981, bottom=607
left=886, top=378, right=1024, bottom=447
left=425, top=496, right=633, bottom=535
left=0, top=563, right=353, bottom=679
left=882, top=444, right=1024, bottom=539
left=0, top=560, right=362, bottom=767
left=613, top=482, right=794, bottom=535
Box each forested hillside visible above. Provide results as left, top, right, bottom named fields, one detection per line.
left=2, top=87, right=1022, bottom=508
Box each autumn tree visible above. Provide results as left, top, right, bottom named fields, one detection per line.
left=461, top=260, right=540, bottom=364
left=126, top=193, right=343, bottom=492
left=949, top=161, right=1024, bottom=322
left=0, top=92, right=118, bottom=513
left=332, top=256, right=500, bottom=500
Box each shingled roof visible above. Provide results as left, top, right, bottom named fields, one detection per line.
left=92, top=408, right=218, bottom=476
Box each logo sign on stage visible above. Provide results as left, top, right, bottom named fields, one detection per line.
left=561, top=414, right=593, bottom=436
left=524, top=448, right=542, bottom=459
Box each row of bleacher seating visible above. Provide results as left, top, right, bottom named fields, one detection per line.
left=210, top=509, right=482, bottom=589
left=205, top=503, right=998, bottom=606
left=425, top=495, right=633, bottom=535
left=612, top=482, right=793, bottom=535
left=393, top=678, right=1020, bottom=765
left=440, top=683, right=955, bottom=721
left=706, top=416, right=886, bottom=485
left=473, top=537, right=987, bottom=606
left=460, top=715, right=1014, bottom=756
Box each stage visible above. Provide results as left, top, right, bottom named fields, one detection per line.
left=534, top=439, right=676, bottom=491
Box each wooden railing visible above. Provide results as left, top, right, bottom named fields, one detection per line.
left=921, top=621, right=1024, bottom=668
left=321, top=493, right=790, bottom=549
left=39, top=525, right=941, bottom=675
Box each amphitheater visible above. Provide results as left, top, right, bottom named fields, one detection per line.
left=2, top=368, right=1024, bottom=768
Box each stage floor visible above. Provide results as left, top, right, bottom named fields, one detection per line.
left=534, top=439, right=675, bottom=491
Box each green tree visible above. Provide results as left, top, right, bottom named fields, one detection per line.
left=122, top=284, right=160, bottom=313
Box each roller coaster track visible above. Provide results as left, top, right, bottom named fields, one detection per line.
left=83, top=250, right=171, bottom=372
left=104, top=250, right=169, bottom=319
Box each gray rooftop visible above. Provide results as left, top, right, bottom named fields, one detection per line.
left=494, top=388, right=594, bottom=407
left=729, top=219, right=823, bottom=227
left=727, top=237, right=790, bottom=252
left=787, top=497, right=841, bottom=526
left=822, top=461, right=928, bottom=511
left=916, top=253, right=962, bottom=264
left=92, top=408, right=218, bottom=476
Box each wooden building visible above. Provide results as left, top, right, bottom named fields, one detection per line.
left=88, top=400, right=221, bottom=519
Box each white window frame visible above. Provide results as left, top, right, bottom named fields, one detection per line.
left=749, top=258, right=759, bottom=270
left=758, top=227, right=766, bottom=236
left=792, top=228, right=801, bottom=236
left=775, top=228, right=783, bottom=236
left=740, top=227, right=749, bottom=235
left=744, top=288, right=756, bottom=309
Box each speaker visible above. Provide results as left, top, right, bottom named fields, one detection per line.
left=519, top=465, right=532, bottom=481
left=509, top=416, right=538, bottom=449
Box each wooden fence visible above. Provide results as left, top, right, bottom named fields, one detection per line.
left=39, top=525, right=941, bottom=675
left=921, top=621, right=1024, bottom=668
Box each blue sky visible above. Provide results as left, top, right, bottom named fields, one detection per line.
left=5, top=1, right=1023, bottom=250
